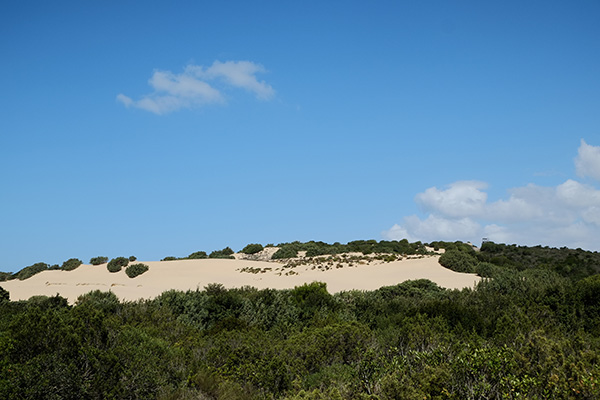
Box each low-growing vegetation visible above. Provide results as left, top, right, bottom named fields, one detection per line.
left=241, top=243, right=264, bottom=254
left=61, top=258, right=82, bottom=271
left=107, top=257, right=129, bottom=273
left=90, top=256, right=108, bottom=265
left=209, top=247, right=235, bottom=259
left=125, top=263, right=149, bottom=278
left=1, top=241, right=600, bottom=398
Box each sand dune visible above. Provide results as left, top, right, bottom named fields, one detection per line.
left=0, top=255, right=481, bottom=304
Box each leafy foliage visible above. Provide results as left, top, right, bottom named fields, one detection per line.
left=107, top=257, right=129, bottom=273
left=12, top=262, right=49, bottom=280
left=439, top=249, right=478, bottom=273
left=1, top=242, right=600, bottom=399
left=125, top=263, right=149, bottom=278
left=0, top=286, right=8, bottom=302
left=186, top=251, right=208, bottom=259
left=241, top=243, right=264, bottom=255
left=61, top=258, right=82, bottom=271
left=90, top=256, right=108, bottom=265
left=209, top=247, right=235, bottom=259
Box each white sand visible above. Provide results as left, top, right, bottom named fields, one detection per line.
left=0, top=255, right=481, bottom=304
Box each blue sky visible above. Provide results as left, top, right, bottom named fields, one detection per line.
left=2, top=1, right=600, bottom=271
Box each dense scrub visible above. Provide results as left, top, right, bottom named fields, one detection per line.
left=125, top=263, right=149, bottom=278
left=90, top=256, right=108, bottom=265
left=273, top=239, right=428, bottom=260
left=107, top=257, right=129, bottom=273
left=1, top=242, right=600, bottom=398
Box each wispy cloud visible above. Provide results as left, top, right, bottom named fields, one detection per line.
left=117, top=60, right=275, bottom=115
left=383, top=140, right=600, bottom=250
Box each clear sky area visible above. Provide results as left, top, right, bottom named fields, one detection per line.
left=1, top=1, right=600, bottom=271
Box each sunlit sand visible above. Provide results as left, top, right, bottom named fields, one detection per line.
left=0, top=254, right=481, bottom=303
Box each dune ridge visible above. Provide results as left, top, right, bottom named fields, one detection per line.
left=0, top=253, right=481, bottom=304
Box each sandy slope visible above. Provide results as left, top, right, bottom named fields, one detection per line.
left=0, top=255, right=481, bottom=304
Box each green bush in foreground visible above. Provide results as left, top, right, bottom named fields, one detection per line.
left=90, top=256, right=108, bottom=265
left=241, top=243, right=264, bottom=255
left=61, top=258, right=82, bottom=271
left=125, top=263, right=149, bottom=278
left=107, top=257, right=129, bottom=273
left=0, top=286, right=9, bottom=301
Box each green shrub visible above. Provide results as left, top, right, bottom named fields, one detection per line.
left=126, top=263, right=149, bottom=278
left=209, top=247, right=235, bottom=259
left=0, top=272, right=12, bottom=282
left=241, top=243, right=264, bottom=255
left=107, top=257, right=129, bottom=273
left=13, top=262, right=49, bottom=280
left=187, top=251, right=208, bottom=259
left=0, top=286, right=9, bottom=302
left=161, top=256, right=178, bottom=261
left=439, top=249, right=478, bottom=273
left=61, top=258, right=82, bottom=271
left=90, top=256, right=108, bottom=265
left=272, top=246, right=298, bottom=259
left=129, top=256, right=137, bottom=262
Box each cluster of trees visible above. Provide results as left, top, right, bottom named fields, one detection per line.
left=1, top=241, right=599, bottom=398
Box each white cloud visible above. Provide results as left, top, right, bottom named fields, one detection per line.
left=117, top=60, right=274, bottom=114
left=416, top=181, right=488, bottom=218
left=383, top=141, right=600, bottom=250
left=575, top=139, right=600, bottom=181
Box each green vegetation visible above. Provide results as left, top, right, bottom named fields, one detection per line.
left=272, top=239, right=428, bottom=259
left=61, top=258, right=82, bottom=271
left=241, top=243, right=264, bottom=254
left=107, top=257, right=129, bottom=273
left=438, top=249, right=478, bottom=273
left=128, top=255, right=137, bottom=262
left=161, top=256, right=178, bottom=261
left=186, top=251, right=208, bottom=259
left=12, top=262, right=49, bottom=280
left=125, top=263, right=149, bottom=278
left=0, top=286, right=8, bottom=302
left=209, top=247, right=235, bottom=259
left=2, top=241, right=600, bottom=398
left=90, top=256, right=108, bottom=265
left=0, top=272, right=13, bottom=282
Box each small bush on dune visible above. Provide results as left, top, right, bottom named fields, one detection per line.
left=161, top=256, right=178, bottom=261
left=241, top=243, right=264, bottom=255
left=107, top=257, right=129, bottom=273
left=125, top=263, right=149, bottom=278
left=90, top=256, right=108, bottom=265
left=187, top=251, right=208, bottom=259
left=61, top=258, right=82, bottom=271
left=129, top=256, right=137, bottom=262
left=13, top=262, right=49, bottom=280
left=209, top=247, right=235, bottom=259
left=0, top=272, right=12, bottom=282
left=272, top=246, right=298, bottom=260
